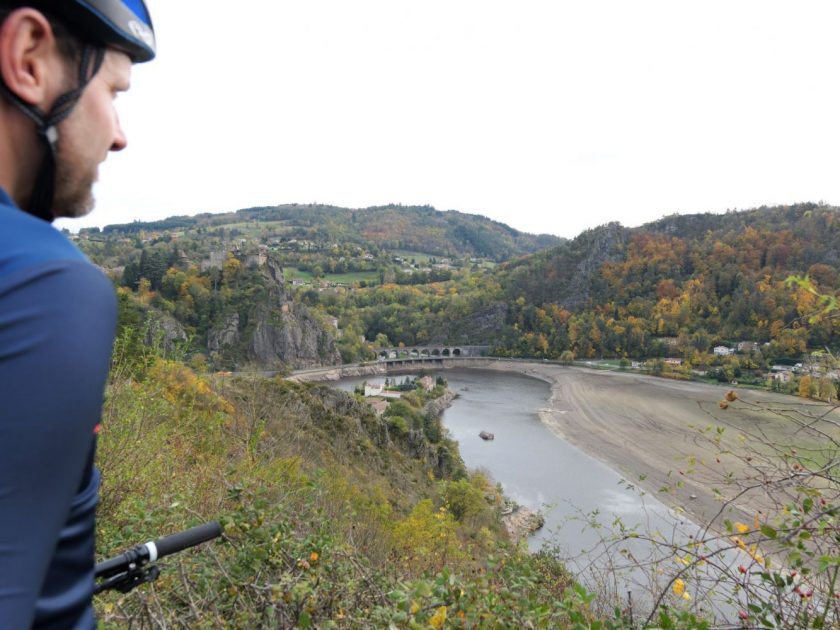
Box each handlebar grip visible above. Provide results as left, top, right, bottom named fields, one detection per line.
left=152, top=521, right=222, bottom=559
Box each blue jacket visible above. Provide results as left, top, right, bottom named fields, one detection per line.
left=0, top=189, right=116, bottom=629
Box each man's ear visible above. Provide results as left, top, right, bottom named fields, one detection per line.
left=0, top=8, right=59, bottom=108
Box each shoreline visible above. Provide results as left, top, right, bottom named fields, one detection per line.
left=292, top=359, right=839, bottom=532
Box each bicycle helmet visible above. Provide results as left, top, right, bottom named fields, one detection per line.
left=0, top=0, right=156, bottom=221
left=29, top=0, right=156, bottom=63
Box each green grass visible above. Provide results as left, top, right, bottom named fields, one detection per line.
left=392, top=250, right=435, bottom=265
left=285, top=267, right=314, bottom=281
left=285, top=267, right=379, bottom=285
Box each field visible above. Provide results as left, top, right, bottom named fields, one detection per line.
left=284, top=267, right=380, bottom=285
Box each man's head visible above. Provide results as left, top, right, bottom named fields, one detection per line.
left=0, top=1, right=154, bottom=220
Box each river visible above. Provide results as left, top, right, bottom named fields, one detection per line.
left=334, top=369, right=686, bottom=561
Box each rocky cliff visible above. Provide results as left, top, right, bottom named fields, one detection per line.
left=249, top=305, right=342, bottom=369
left=207, top=304, right=341, bottom=369
left=144, top=310, right=188, bottom=351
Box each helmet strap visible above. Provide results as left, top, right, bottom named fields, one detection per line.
left=0, top=45, right=105, bottom=222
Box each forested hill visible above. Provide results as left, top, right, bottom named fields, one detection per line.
left=77, top=203, right=561, bottom=371
left=495, top=202, right=840, bottom=358
left=80, top=200, right=840, bottom=371
left=95, top=203, right=561, bottom=262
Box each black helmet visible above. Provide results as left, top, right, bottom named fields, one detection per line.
left=32, top=0, right=156, bottom=62
left=0, top=0, right=156, bottom=221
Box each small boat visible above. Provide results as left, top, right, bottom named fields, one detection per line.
left=479, top=431, right=495, bottom=441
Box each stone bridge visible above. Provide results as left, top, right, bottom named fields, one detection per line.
left=376, top=345, right=489, bottom=361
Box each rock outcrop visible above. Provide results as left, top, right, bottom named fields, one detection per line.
left=144, top=310, right=187, bottom=352
left=248, top=305, right=341, bottom=369
left=502, top=506, right=545, bottom=543
left=208, top=312, right=240, bottom=352
left=443, top=302, right=508, bottom=345
left=421, top=388, right=456, bottom=419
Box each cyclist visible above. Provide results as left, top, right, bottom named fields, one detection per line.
left=0, top=1, right=155, bottom=627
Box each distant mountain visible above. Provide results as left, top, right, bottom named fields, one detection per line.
left=78, top=203, right=561, bottom=370
left=84, top=200, right=840, bottom=370
left=94, top=203, right=562, bottom=262
left=494, top=202, right=840, bottom=359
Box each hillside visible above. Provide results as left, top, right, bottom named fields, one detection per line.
left=88, top=203, right=561, bottom=263
left=495, top=203, right=840, bottom=361
left=288, top=203, right=840, bottom=391
left=77, top=204, right=560, bottom=370
left=79, top=201, right=840, bottom=379
left=95, top=346, right=580, bottom=627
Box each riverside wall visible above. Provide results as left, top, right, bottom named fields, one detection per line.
left=288, top=357, right=542, bottom=383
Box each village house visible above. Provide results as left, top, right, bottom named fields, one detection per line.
left=771, top=364, right=794, bottom=372
left=200, top=250, right=227, bottom=271
left=664, top=358, right=683, bottom=366
left=772, top=371, right=793, bottom=384
left=736, top=341, right=759, bottom=353
left=363, top=383, right=401, bottom=399
left=713, top=346, right=733, bottom=356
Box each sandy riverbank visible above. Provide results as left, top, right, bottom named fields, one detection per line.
left=436, top=360, right=840, bottom=530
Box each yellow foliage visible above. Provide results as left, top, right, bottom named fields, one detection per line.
left=429, top=606, right=447, bottom=629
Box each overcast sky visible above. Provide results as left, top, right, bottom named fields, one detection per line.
left=57, top=1, right=840, bottom=239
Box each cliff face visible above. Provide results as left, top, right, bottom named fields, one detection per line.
left=441, top=302, right=508, bottom=345
left=206, top=304, right=341, bottom=369
left=249, top=305, right=342, bottom=369
left=203, top=256, right=342, bottom=369
left=208, top=312, right=240, bottom=352
left=144, top=310, right=188, bottom=351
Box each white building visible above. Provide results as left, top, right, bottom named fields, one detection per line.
left=364, top=383, right=401, bottom=399
left=713, top=346, right=733, bottom=356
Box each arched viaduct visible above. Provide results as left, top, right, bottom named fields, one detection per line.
left=376, top=345, right=489, bottom=361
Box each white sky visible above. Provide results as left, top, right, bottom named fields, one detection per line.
left=57, top=1, right=840, bottom=239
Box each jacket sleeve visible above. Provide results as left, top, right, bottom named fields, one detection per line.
left=0, top=260, right=116, bottom=629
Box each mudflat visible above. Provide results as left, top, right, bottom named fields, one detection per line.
left=443, top=360, right=840, bottom=529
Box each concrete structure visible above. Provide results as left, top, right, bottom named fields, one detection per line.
left=376, top=345, right=489, bottom=361
left=713, top=346, right=733, bottom=356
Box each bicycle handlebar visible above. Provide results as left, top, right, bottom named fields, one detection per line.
left=95, top=521, right=222, bottom=592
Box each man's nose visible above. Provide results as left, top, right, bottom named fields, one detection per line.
left=111, top=118, right=127, bottom=152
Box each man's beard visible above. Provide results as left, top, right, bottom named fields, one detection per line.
left=50, top=150, right=97, bottom=219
